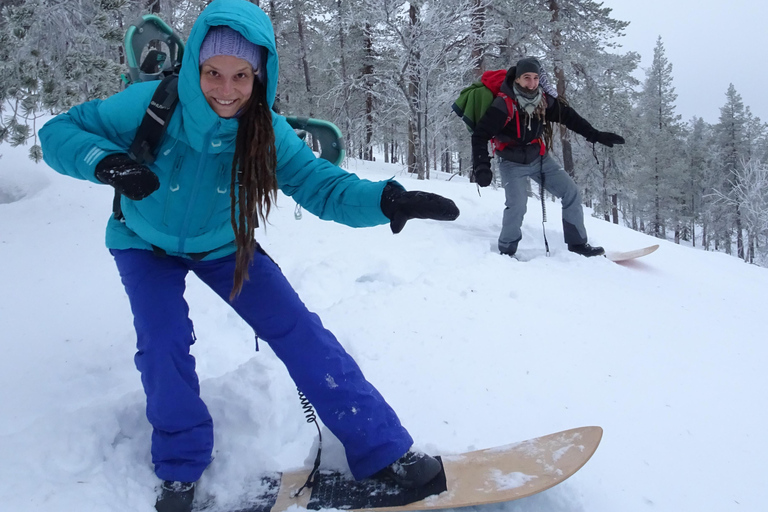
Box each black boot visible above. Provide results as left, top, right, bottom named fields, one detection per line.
left=567, top=243, right=605, bottom=257
left=374, top=450, right=442, bottom=488
left=499, top=239, right=520, bottom=257
left=155, top=481, right=195, bottom=512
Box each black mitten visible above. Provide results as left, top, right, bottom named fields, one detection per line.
left=95, top=153, right=160, bottom=201
left=588, top=131, right=625, bottom=148
left=474, top=164, right=493, bottom=187
left=380, top=182, right=460, bottom=234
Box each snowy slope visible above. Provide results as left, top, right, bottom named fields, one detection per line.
left=1, top=144, right=766, bottom=512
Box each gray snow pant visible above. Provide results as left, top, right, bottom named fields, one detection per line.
left=497, top=154, right=588, bottom=254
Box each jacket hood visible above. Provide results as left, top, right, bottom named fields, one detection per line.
left=177, top=0, right=279, bottom=147
left=501, top=67, right=517, bottom=98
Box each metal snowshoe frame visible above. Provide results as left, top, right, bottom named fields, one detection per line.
left=122, top=14, right=185, bottom=86
left=121, top=14, right=345, bottom=166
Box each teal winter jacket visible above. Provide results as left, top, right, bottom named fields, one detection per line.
left=40, top=0, right=392, bottom=260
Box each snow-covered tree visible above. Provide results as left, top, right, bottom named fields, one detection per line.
left=633, top=37, right=685, bottom=240
left=713, top=158, right=768, bottom=264
left=712, top=84, right=750, bottom=257
left=683, top=117, right=716, bottom=248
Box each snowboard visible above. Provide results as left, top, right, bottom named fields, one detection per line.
left=230, top=426, right=603, bottom=512
left=605, top=244, right=659, bottom=262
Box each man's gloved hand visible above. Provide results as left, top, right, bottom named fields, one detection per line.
left=587, top=131, right=625, bottom=148
left=474, top=163, right=493, bottom=187
left=380, top=182, right=460, bottom=234
left=95, top=153, right=160, bottom=201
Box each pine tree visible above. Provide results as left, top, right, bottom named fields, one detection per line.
left=634, top=37, right=685, bottom=240
left=713, top=84, right=749, bottom=258
left=683, top=117, right=716, bottom=248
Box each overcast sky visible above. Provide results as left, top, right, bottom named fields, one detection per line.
left=601, top=0, right=767, bottom=126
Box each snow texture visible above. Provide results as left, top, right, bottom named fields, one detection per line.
left=1, top=137, right=767, bottom=512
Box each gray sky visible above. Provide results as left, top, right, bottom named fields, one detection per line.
left=601, top=0, right=768, bottom=125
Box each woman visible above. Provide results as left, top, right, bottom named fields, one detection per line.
left=40, top=1, right=457, bottom=510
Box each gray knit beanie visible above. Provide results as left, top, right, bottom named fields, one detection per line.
left=515, top=57, right=541, bottom=78
left=199, top=26, right=264, bottom=80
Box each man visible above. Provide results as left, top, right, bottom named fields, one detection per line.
left=472, top=57, right=624, bottom=257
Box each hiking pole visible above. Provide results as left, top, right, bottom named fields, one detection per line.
left=540, top=165, right=550, bottom=256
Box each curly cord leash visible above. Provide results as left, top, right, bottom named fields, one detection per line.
left=540, top=159, right=550, bottom=256
left=291, top=389, right=323, bottom=497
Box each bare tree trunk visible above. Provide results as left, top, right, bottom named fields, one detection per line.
left=470, top=0, right=485, bottom=78
left=295, top=5, right=316, bottom=151
left=554, top=68, right=575, bottom=179
left=736, top=205, right=744, bottom=259
left=548, top=0, right=576, bottom=179
left=336, top=0, right=352, bottom=149
left=296, top=10, right=312, bottom=104
left=405, top=3, right=425, bottom=179
left=611, top=194, right=618, bottom=224
left=362, top=23, right=374, bottom=161
left=408, top=120, right=416, bottom=173
left=424, top=88, right=430, bottom=178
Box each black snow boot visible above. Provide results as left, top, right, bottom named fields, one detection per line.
left=155, top=481, right=195, bottom=512
left=499, top=238, right=520, bottom=258
left=567, top=243, right=605, bottom=257
left=374, top=450, right=442, bottom=488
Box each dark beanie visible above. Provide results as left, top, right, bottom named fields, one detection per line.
left=515, top=57, right=541, bottom=78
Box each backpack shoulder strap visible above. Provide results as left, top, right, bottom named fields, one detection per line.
left=496, top=92, right=517, bottom=125
left=128, top=74, right=180, bottom=165
left=113, top=75, right=179, bottom=221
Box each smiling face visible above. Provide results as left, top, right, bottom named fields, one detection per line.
left=515, top=72, right=540, bottom=92
left=200, top=55, right=255, bottom=118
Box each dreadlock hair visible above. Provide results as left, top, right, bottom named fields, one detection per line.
left=229, top=77, right=277, bottom=300
left=542, top=95, right=570, bottom=152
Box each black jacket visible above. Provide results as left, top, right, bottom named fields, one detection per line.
left=472, top=67, right=599, bottom=166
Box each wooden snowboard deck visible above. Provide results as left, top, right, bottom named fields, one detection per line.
left=267, top=426, right=603, bottom=512
left=606, top=244, right=659, bottom=262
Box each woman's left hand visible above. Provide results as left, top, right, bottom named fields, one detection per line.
left=380, top=182, right=460, bottom=234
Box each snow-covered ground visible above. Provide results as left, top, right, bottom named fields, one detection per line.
left=1, top=141, right=766, bottom=512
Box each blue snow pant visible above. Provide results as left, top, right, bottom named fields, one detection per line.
left=111, top=247, right=413, bottom=483
left=497, top=154, right=588, bottom=254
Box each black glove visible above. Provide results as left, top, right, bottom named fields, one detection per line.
left=474, top=164, right=493, bottom=187
left=380, top=182, right=460, bottom=234
left=587, top=131, right=625, bottom=148
left=95, top=153, right=160, bottom=201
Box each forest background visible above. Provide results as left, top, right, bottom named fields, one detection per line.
left=1, top=0, right=767, bottom=264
